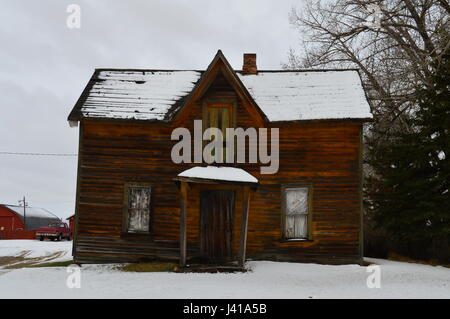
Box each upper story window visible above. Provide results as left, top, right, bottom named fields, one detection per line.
left=204, top=103, right=234, bottom=136
left=203, top=102, right=235, bottom=162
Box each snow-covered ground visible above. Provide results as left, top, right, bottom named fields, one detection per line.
left=0, top=239, right=72, bottom=262
left=0, top=240, right=449, bottom=299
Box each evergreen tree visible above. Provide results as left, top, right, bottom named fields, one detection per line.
left=366, top=52, right=450, bottom=262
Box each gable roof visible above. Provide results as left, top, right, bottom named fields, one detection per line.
left=170, top=50, right=267, bottom=125
left=68, top=51, right=372, bottom=123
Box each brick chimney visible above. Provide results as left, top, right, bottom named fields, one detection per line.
left=242, top=53, right=257, bottom=75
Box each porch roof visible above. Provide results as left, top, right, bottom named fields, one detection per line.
left=176, top=166, right=258, bottom=184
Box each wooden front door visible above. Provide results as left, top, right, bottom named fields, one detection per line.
left=200, top=190, right=235, bottom=263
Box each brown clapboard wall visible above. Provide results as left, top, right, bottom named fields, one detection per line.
left=73, top=70, right=363, bottom=264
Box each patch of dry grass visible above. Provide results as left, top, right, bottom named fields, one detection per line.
left=361, top=260, right=375, bottom=266
left=28, top=260, right=74, bottom=268
left=1, top=251, right=68, bottom=269
left=116, top=262, right=177, bottom=272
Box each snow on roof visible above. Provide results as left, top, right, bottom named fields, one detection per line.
left=73, top=69, right=372, bottom=122
left=238, top=70, right=372, bottom=121
left=4, top=205, right=60, bottom=220
left=178, top=166, right=258, bottom=183
left=80, top=70, right=202, bottom=120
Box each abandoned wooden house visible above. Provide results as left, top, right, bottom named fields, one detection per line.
left=67, top=51, right=372, bottom=267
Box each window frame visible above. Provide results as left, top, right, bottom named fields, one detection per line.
left=122, top=183, right=153, bottom=235
left=202, top=99, right=237, bottom=130
left=281, top=184, right=313, bottom=241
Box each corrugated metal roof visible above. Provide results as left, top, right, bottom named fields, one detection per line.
left=72, top=69, right=372, bottom=122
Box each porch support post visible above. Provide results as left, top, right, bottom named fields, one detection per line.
left=179, top=181, right=188, bottom=267
left=238, top=186, right=250, bottom=267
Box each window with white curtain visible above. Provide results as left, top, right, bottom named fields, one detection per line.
left=125, top=186, right=151, bottom=233
left=284, top=187, right=310, bottom=239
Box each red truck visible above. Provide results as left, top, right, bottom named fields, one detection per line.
left=35, top=222, right=72, bottom=241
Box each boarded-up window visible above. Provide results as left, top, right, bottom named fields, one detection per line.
left=126, top=186, right=151, bottom=233
left=284, top=187, right=310, bottom=239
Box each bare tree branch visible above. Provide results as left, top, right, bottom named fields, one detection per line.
left=285, top=0, right=449, bottom=136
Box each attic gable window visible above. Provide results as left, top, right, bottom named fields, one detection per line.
left=203, top=101, right=235, bottom=162
left=123, top=185, right=152, bottom=234
left=282, top=186, right=312, bottom=240
left=204, top=103, right=234, bottom=135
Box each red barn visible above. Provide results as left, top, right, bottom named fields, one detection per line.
left=0, top=205, right=22, bottom=231
left=0, top=204, right=60, bottom=231
left=66, top=214, right=75, bottom=233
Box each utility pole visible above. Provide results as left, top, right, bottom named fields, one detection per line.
left=18, top=196, right=28, bottom=230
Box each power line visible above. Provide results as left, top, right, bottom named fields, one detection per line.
left=0, top=152, right=77, bottom=156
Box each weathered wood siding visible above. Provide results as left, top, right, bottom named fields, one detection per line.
left=73, top=70, right=363, bottom=265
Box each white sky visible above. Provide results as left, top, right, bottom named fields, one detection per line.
left=0, top=0, right=302, bottom=220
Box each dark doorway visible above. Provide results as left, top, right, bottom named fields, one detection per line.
left=200, top=190, right=235, bottom=263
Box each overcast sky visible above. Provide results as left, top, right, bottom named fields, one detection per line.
left=0, top=0, right=302, bottom=220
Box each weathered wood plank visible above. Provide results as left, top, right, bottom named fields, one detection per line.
left=238, top=186, right=250, bottom=266
left=179, top=181, right=188, bottom=266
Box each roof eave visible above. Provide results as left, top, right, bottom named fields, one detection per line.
left=174, top=176, right=259, bottom=187
left=67, top=70, right=100, bottom=122
left=269, top=117, right=374, bottom=125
